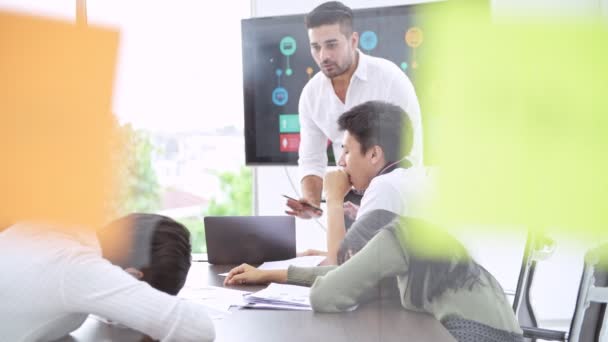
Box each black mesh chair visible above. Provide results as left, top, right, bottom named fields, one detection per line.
left=519, top=242, right=608, bottom=342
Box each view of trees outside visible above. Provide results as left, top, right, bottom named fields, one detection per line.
left=112, top=125, right=161, bottom=216
left=109, top=124, right=252, bottom=253
left=84, top=1, right=252, bottom=254
left=181, top=167, right=252, bottom=253
left=148, top=131, right=249, bottom=253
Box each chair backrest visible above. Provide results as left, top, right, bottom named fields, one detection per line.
left=568, top=243, right=608, bottom=342
left=513, top=231, right=556, bottom=326
left=518, top=241, right=608, bottom=342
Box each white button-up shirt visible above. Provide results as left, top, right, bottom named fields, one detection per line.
left=297, top=51, right=422, bottom=181
left=0, top=223, right=215, bottom=342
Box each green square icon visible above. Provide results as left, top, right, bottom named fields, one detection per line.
left=279, top=114, right=300, bottom=133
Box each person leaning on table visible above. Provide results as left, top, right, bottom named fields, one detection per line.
left=225, top=209, right=524, bottom=342
left=0, top=214, right=215, bottom=342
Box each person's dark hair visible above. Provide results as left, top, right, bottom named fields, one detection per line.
left=337, top=100, right=414, bottom=163
left=305, top=1, right=354, bottom=37
left=393, top=217, right=485, bottom=308
left=97, top=213, right=192, bottom=296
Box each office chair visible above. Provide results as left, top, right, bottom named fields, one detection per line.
left=512, top=231, right=556, bottom=332
left=519, top=242, right=608, bottom=342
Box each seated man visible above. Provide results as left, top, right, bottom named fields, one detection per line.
left=287, top=100, right=430, bottom=264
left=224, top=100, right=428, bottom=278
left=0, top=214, right=215, bottom=342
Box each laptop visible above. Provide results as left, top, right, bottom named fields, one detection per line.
left=204, top=216, right=296, bottom=265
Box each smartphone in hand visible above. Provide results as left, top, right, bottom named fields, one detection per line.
left=282, top=194, right=323, bottom=214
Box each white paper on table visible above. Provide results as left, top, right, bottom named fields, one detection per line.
left=258, top=255, right=325, bottom=270
left=244, top=283, right=311, bottom=307
left=218, top=255, right=325, bottom=276
left=178, top=285, right=250, bottom=313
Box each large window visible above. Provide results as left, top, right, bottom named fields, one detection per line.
left=87, top=1, right=252, bottom=253
left=1, top=0, right=252, bottom=253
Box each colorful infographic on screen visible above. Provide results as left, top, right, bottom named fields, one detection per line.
left=242, top=3, right=431, bottom=165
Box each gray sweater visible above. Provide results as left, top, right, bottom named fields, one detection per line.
left=287, top=228, right=522, bottom=336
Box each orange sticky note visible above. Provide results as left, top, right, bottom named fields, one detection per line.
left=0, top=11, right=120, bottom=230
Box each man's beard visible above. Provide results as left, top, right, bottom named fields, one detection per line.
left=321, top=58, right=352, bottom=78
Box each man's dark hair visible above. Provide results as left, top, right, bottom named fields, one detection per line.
left=97, top=213, right=192, bottom=296
left=337, top=100, right=414, bottom=163
left=305, top=1, right=354, bottom=37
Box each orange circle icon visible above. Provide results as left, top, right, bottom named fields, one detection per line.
left=405, top=27, right=423, bottom=48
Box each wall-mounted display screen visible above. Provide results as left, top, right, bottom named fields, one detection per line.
left=242, top=3, right=435, bottom=165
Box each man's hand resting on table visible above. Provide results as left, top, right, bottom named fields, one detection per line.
left=223, top=264, right=287, bottom=286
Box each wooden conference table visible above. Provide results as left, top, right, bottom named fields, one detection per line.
left=61, top=262, right=455, bottom=342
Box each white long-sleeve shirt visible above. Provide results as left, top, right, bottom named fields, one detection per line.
left=0, top=223, right=215, bottom=342
left=297, top=50, right=422, bottom=181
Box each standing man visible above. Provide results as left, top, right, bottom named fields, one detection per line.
left=287, top=1, right=423, bottom=219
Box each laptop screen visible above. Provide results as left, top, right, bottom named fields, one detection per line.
left=204, top=216, right=296, bottom=265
